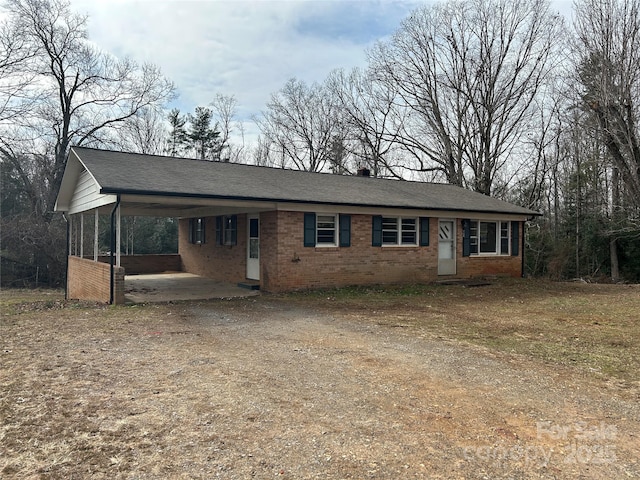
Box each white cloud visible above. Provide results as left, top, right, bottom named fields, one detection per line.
left=69, top=0, right=573, bottom=149
left=74, top=2, right=406, bottom=110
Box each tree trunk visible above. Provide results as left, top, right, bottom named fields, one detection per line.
left=610, top=237, right=620, bottom=283
left=610, top=166, right=621, bottom=282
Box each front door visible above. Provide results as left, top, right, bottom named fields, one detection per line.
left=246, top=215, right=260, bottom=280
left=438, top=219, right=456, bottom=275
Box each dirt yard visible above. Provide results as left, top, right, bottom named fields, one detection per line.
left=1, top=279, right=639, bottom=479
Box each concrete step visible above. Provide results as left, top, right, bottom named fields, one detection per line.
left=237, top=281, right=260, bottom=290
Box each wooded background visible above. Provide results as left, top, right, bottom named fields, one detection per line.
left=1, top=0, right=639, bottom=287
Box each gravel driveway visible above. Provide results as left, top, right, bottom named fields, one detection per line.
left=2, top=296, right=638, bottom=479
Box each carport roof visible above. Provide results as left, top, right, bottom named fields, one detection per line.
left=55, top=146, right=540, bottom=216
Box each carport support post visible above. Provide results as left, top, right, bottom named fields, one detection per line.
left=116, top=205, right=121, bottom=267
left=94, top=209, right=99, bottom=262
left=110, top=195, right=121, bottom=305
left=80, top=213, right=84, bottom=259
left=63, top=213, right=69, bottom=301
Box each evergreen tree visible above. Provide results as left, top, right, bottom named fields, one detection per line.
left=187, top=106, right=221, bottom=160
left=166, top=108, right=188, bottom=157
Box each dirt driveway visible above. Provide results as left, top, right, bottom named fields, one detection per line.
left=2, top=291, right=639, bottom=479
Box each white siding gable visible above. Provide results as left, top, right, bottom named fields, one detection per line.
left=68, top=168, right=116, bottom=214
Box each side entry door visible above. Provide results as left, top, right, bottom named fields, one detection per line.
left=438, top=219, right=456, bottom=275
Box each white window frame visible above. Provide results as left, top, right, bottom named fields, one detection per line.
left=382, top=216, right=418, bottom=246
left=469, top=220, right=510, bottom=256
left=316, top=213, right=338, bottom=247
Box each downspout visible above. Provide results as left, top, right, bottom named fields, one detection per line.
left=110, top=195, right=121, bottom=305
left=63, top=213, right=69, bottom=300
left=521, top=219, right=528, bottom=278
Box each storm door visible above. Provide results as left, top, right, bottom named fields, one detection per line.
left=438, top=219, right=456, bottom=275
left=246, top=215, right=260, bottom=280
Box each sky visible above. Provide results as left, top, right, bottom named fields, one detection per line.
left=68, top=0, right=574, bottom=149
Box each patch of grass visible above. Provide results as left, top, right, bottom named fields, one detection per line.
left=0, top=288, right=66, bottom=315
left=288, top=279, right=640, bottom=384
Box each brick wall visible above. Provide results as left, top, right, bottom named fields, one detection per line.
left=262, top=211, right=440, bottom=292
left=177, top=212, right=522, bottom=293
left=67, top=256, right=125, bottom=304
left=455, top=219, right=522, bottom=278
left=96, top=254, right=181, bottom=275
left=178, top=216, right=247, bottom=283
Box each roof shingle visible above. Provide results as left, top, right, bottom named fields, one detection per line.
left=71, top=146, right=539, bottom=216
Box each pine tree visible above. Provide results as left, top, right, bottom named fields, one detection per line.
left=166, top=108, right=188, bottom=157
left=187, top=107, right=221, bottom=160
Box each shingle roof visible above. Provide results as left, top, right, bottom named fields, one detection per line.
left=70, top=146, right=539, bottom=216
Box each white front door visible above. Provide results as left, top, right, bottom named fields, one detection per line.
left=246, top=215, right=260, bottom=280
left=438, top=219, right=456, bottom=275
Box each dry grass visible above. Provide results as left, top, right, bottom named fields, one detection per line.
left=1, top=279, right=639, bottom=479
left=287, top=278, right=640, bottom=385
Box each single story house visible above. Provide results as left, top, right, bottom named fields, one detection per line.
left=55, top=147, right=539, bottom=304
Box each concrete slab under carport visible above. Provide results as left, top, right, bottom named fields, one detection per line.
left=124, top=272, right=259, bottom=304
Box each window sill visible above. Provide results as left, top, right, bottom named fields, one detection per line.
left=381, top=244, right=420, bottom=248
left=314, top=246, right=340, bottom=252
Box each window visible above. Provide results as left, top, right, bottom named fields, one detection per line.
left=316, top=214, right=337, bottom=246
left=373, top=216, right=429, bottom=247
left=216, top=215, right=237, bottom=246
left=382, top=217, right=417, bottom=246
left=467, top=220, right=511, bottom=255
left=304, top=213, right=351, bottom=247
left=189, top=217, right=205, bottom=244
left=500, top=222, right=510, bottom=255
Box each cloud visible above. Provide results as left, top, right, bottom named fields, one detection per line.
left=68, top=0, right=572, bottom=149
left=70, top=0, right=420, bottom=146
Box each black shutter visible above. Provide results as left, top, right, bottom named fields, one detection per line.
left=215, top=216, right=222, bottom=245
left=372, top=215, right=382, bottom=246
left=230, top=215, right=237, bottom=245
left=511, top=221, right=519, bottom=256
left=419, top=217, right=430, bottom=246
left=462, top=219, right=471, bottom=257
left=188, top=218, right=194, bottom=244
left=339, top=214, right=351, bottom=247
left=304, top=213, right=316, bottom=247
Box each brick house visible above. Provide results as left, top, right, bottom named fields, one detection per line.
left=55, top=147, right=539, bottom=304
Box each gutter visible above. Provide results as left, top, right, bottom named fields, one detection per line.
left=98, top=187, right=541, bottom=217
left=109, top=195, right=121, bottom=305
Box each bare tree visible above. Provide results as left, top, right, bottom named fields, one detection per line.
left=326, top=68, right=402, bottom=178
left=256, top=77, right=342, bottom=172
left=0, top=0, right=175, bottom=217
left=210, top=93, right=238, bottom=162
left=0, top=0, right=174, bottom=286
left=369, top=0, right=563, bottom=194
left=115, top=106, right=168, bottom=155
left=0, top=12, right=40, bottom=122
left=574, top=0, right=640, bottom=209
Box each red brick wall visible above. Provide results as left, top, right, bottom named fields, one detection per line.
left=261, top=211, right=440, bottom=292
left=261, top=211, right=278, bottom=289
left=178, top=215, right=247, bottom=283
left=96, top=254, right=181, bottom=275
left=455, top=219, right=522, bottom=278
left=67, top=256, right=125, bottom=304
left=177, top=212, right=522, bottom=293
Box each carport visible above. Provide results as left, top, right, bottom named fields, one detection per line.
left=55, top=148, right=274, bottom=304
left=124, top=272, right=259, bottom=304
